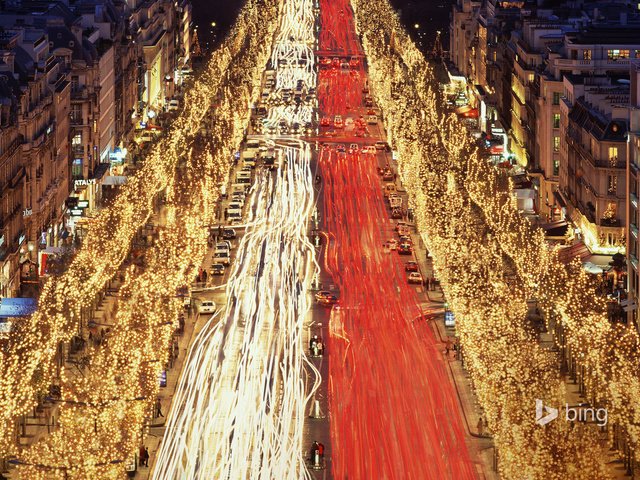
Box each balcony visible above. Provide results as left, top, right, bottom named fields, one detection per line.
left=600, top=217, right=622, bottom=228
left=71, top=87, right=88, bottom=100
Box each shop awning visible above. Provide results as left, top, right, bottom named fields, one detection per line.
left=0, top=297, right=37, bottom=318
left=102, top=175, right=128, bottom=186
left=93, top=162, right=110, bottom=182
left=541, top=220, right=569, bottom=237
left=455, top=105, right=479, bottom=118
left=557, top=241, right=590, bottom=263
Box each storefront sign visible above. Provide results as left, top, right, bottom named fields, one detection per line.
left=77, top=200, right=89, bottom=208
left=74, top=178, right=97, bottom=187
left=70, top=209, right=83, bottom=216
left=22, top=208, right=32, bottom=217
left=159, top=370, right=167, bottom=387
left=445, top=310, right=456, bottom=327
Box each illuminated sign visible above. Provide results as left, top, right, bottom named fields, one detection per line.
left=74, top=179, right=97, bottom=187
left=77, top=200, right=89, bottom=208
left=22, top=208, right=32, bottom=217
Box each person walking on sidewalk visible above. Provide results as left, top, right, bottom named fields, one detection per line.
left=477, top=417, right=484, bottom=435
left=155, top=397, right=164, bottom=418
left=139, top=445, right=149, bottom=467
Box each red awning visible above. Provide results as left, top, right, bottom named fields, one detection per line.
left=455, top=106, right=479, bottom=118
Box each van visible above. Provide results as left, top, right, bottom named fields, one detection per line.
left=228, top=201, right=243, bottom=211
left=367, top=115, right=377, bottom=125
left=236, top=170, right=251, bottom=180
left=235, top=176, right=251, bottom=185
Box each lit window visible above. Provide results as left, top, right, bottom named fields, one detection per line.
left=609, top=146, right=618, bottom=166
left=608, top=49, right=630, bottom=60
left=608, top=175, right=618, bottom=195
left=552, top=92, right=560, bottom=105
left=583, top=50, right=592, bottom=60
left=553, top=136, right=560, bottom=152
left=553, top=113, right=560, bottom=129
left=553, top=158, right=559, bottom=176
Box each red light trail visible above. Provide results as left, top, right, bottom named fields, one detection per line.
left=317, top=0, right=479, bottom=478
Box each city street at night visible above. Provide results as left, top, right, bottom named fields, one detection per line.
left=1, top=0, right=640, bottom=479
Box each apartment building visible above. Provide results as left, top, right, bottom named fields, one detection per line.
left=626, top=65, right=640, bottom=327
left=558, top=74, right=629, bottom=255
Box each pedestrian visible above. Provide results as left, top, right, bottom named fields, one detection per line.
left=310, top=441, right=319, bottom=462
left=143, top=446, right=150, bottom=467
left=444, top=342, right=450, bottom=356
left=317, top=442, right=325, bottom=459
left=310, top=335, right=318, bottom=353
left=477, top=417, right=484, bottom=435
left=224, top=208, right=228, bottom=221
left=155, top=398, right=164, bottom=418
left=139, top=445, right=145, bottom=466
left=425, top=276, right=430, bottom=290
left=316, top=339, right=324, bottom=356
left=174, top=342, right=179, bottom=360
left=202, top=270, right=208, bottom=284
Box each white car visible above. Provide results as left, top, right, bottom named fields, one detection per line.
left=215, top=242, right=230, bottom=254
left=213, top=252, right=231, bottom=266
left=167, top=99, right=180, bottom=111
left=408, top=272, right=423, bottom=284
left=198, top=300, right=216, bottom=314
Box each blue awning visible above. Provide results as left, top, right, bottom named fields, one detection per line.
left=0, top=297, right=37, bottom=318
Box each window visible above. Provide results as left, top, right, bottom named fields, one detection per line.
left=570, top=50, right=577, bottom=60
left=609, top=146, right=618, bottom=165
left=553, top=113, right=560, bottom=129
left=608, top=49, right=630, bottom=60
left=608, top=175, right=618, bottom=195
left=528, top=73, right=534, bottom=83
left=553, top=157, right=560, bottom=176
left=72, top=158, right=83, bottom=179
left=583, top=49, right=592, bottom=60
left=552, top=92, right=560, bottom=105
left=553, top=136, right=560, bottom=152
left=70, top=104, right=82, bottom=124
left=72, top=132, right=83, bottom=155
left=71, top=75, right=79, bottom=92
left=636, top=50, right=640, bottom=58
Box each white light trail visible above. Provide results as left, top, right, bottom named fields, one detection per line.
left=153, top=143, right=319, bottom=480
left=264, top=0, right=317, bottom=129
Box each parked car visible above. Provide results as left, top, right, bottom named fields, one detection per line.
left=198, top=300, right=216, bottom=314
left=408, top=272, right=423, bottom=284
left=405, top=261, right=419, bottom=272
left=167, top=99, right=180, bottom=111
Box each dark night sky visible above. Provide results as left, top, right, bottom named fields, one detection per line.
left=190, top=0, right=452, bottom=53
